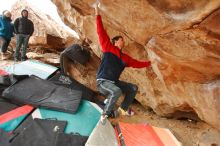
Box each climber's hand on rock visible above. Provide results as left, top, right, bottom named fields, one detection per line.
left=95, top=1, right=100, bottom=15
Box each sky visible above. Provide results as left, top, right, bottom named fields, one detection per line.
left=0, top=0, right=78, bottom=38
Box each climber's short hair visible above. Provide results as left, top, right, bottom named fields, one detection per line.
left=111, top=35, right=123, bottom=45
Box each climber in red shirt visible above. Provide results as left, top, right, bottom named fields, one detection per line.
left=95, top=2, right=152, bottom=124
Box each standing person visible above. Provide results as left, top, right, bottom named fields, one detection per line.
left=0, top=10, right=14, bottom=60
left=14, top=9, right=34, bottom=61
left=95, top=3, right=152, bottom=124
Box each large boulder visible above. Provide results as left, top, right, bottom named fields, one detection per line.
left=52, top=0, right=220, bottom=130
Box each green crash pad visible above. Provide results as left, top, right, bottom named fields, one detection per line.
left=32, top=100, right=102, bottom=136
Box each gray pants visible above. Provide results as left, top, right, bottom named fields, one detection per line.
left=0, top=37, right=10, bottom=53
left=97, top=80, right=138, bottom=116
left=15, top=34, right=30, bottom=59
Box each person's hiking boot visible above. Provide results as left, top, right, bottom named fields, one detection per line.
left=118, top=107, right=134, bottom=116
left=100, top=114, right=108, bottom=125
left=21, top=56, right=28, bottom=61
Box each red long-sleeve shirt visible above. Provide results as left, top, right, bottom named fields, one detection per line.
left=96, top=15, right=151, bottom=81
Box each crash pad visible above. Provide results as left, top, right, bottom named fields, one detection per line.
left=115, top=122, right=182, bottom=146
left=0, top=69, right=8, bottom=76
left=32, top=100, right=102, bottom=136
left=2, top=75, right=82, bottom=114
left=0, top=105, right=34, bottom=131
left=11, top=118, right=67, bottom=146
left=85, top=120, right=118, bottom=146
left=3, top=60, right=58, bottom=79
left=49, top=72, right=97, bottom=101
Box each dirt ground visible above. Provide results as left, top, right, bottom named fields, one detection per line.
left=1, top=58, right=220, bottom=146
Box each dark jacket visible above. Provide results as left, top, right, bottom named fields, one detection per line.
left=14, top=17, right=34, bottom=35
left=96, top=15, right=151, bottom=82
left=0, top=16, right=14, bottom=40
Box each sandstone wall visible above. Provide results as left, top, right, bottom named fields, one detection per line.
left=52, top=0, right=220, bottom=130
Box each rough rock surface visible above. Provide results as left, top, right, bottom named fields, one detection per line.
left=52, top=0, right=220, bottom=131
